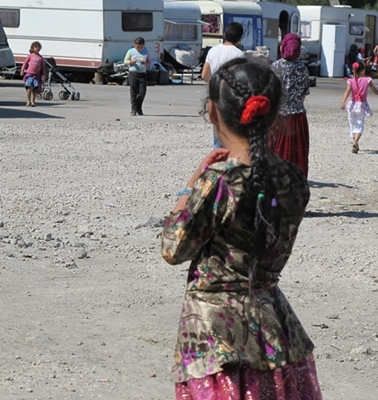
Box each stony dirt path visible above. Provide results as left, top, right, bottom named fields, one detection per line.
left=0, top=77, right=377, bottom=399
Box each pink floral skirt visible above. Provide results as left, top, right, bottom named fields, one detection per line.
left=175, top=354, right=322, bottom=400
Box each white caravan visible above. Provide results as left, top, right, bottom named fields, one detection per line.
left=183, top=1, right=263, bottom=51
left=177, top=1, right=303, bottom=62
left=298, top=5, right=378, bottom=64
left=214, top=1, right=263, bottom=51
left=189, top=1, right=224, bottom=49
left=163, top=1, right=203, bottom=67
left=257, top=1, right=301, bottom=62
left=0, top=0, right=165, bottom=77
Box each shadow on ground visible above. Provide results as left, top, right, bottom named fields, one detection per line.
left=308, top=180, right=356, bottom=189
left=0, top=105, right=63, bottom=119
left=305, top=210, right=378, bottom=218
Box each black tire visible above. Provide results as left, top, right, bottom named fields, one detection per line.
left=71, top=93, right=75, bottom=101
left=59, top=91, right=66, bottom=100
left=43, top=91, right=53, bottom=101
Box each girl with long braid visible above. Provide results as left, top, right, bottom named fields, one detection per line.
left=341, top=61, right=378, bottom=154
left=161, top=58, right=322, bottom=399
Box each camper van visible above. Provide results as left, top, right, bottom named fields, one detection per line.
left=298, top=5, right=378, bottom=64
left=0, top=18, right=15, bottom=74
left=0, top=0, right=165, bottom=79
left=164, top=1, right=203, bottom=67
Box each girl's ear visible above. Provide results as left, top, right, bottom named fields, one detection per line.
left=208, top=100, right=219, bottom=126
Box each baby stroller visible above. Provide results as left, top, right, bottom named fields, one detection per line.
left=38, top=57, right=80, bottom=101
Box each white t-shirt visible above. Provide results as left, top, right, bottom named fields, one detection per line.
left=205, top=44, right=245, bottom=75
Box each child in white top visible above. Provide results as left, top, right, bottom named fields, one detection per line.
left=341, top=61, right=378, bottom=153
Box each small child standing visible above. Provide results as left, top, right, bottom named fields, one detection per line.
left=20, top=41, right=46, bottom=107
left=124, top=37, right=151, bottom=116
left=341, top=61, right=378, bottom=153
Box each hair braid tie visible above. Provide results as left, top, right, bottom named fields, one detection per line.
left=240, top=96, right=270, bottom=125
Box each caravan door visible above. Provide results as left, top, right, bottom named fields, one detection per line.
left=320, top=25, right=346, bottom=77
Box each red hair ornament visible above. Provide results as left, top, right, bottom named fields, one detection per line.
left=240, top=96, right=270, bottom=125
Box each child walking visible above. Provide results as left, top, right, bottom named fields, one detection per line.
left=20, top=41, right=46, bottom=107
left=341, top=61, right=378, bottom=153
left=124, top=37, right=151, bottom=116
left=161, top=58, right=322, bottom=399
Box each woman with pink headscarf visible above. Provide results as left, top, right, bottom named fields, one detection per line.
left=269, top=33, right=310, bottom=178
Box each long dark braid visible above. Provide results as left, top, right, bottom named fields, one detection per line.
left=205, top=58, right=282, bottom=289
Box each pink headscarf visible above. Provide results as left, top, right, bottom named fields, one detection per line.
left=281, top=33, right=301, bottom=61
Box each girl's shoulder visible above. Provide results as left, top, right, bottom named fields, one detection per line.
left=31, top=52, right=43, bottom=59
left=203, top=158, right=249, bottom=186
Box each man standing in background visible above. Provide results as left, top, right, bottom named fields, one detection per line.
left=201, top=22, right=245, bottom=147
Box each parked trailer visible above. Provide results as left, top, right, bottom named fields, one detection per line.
left=0, top=0, right=165, bottom=79
left=179, top=1, right=263, bottom=51
left=212, top=0, right=263, bottom=51
left=298, top=5, right=378, bottom=64
left=257, top=1, right=301, bottom=62
left=0, top=18, right=16, bottom=77
left=176, top=1, right=303, bottom=62
left=164, top=1, right=203, bottom=67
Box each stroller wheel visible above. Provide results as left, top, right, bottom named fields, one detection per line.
left=43, top=91, right=53, bottom=101
left=75, top=92, right=80, bottom=101
left=37, top=93, right=43, bottom=100
left=71, top=93, right=76, bottom=101
left=59, top=90, right=69, bottom=100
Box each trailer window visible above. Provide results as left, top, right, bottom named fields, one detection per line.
left=0, top=9, right=20, bottom=28
left=349, top=23, right=365, bottom=36
left=300, top=21, right=311, bottom=39
left=201, top=15, right=221, bottom=34
left=122, top=12, right=153, bottom=32
left=291, top=15, right=300, bottom=35
left=165, top=23, right=197, bottom=41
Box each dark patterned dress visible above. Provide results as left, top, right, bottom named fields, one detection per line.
left=270, top=58, right=310, bottom=178
left=161, top=154, right=322, bottom=399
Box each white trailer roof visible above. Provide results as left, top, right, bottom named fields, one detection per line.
left=0, top=0, right=163, bottom=11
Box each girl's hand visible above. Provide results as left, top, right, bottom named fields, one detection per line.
left=188, top=148, right=230, bottom=188
left=341, top=103, right=345, bottom=110
left=198, top=148, right=230, bottom=171
left=20, top=70, right=24, bottom=77
left=172, top=148, right=230, bottom=214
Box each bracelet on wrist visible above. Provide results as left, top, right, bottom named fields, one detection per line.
left=177, top=187, right=193, bottom=198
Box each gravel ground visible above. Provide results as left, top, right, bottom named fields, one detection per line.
left=0, top=77, right=377, bottom=400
